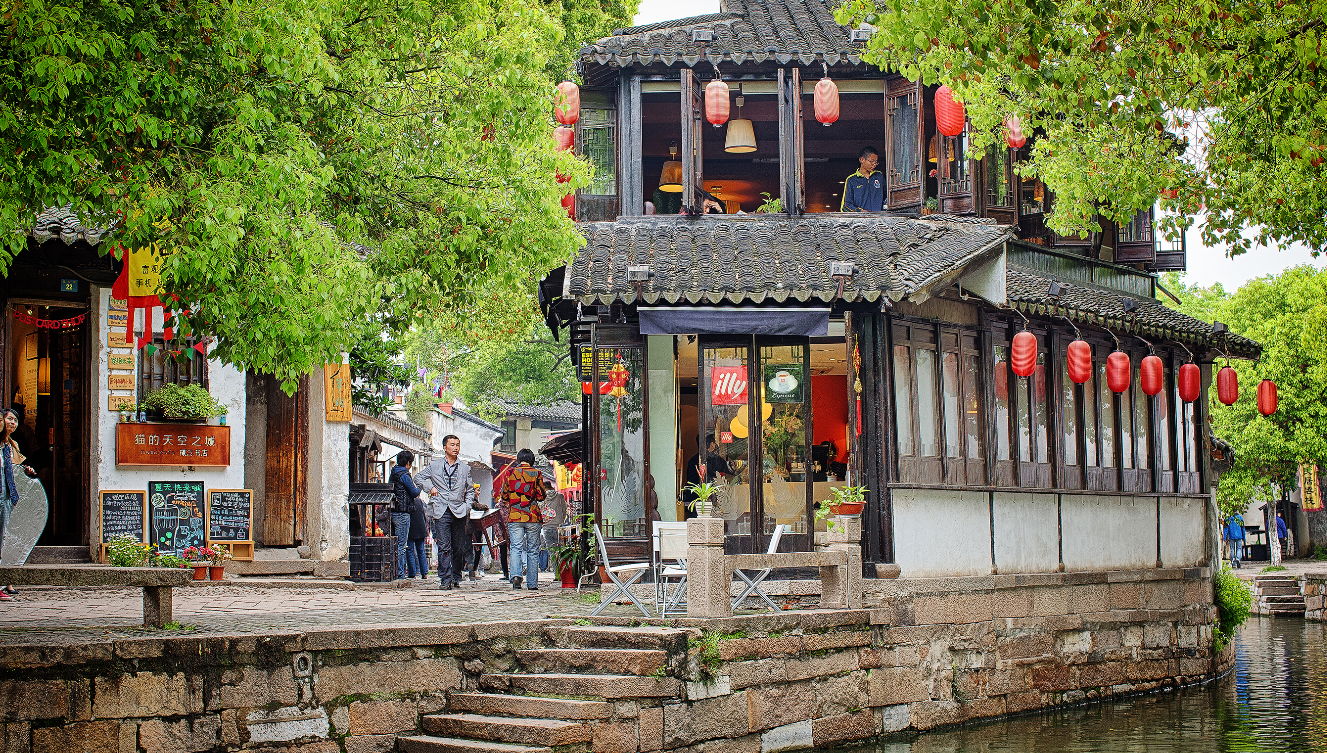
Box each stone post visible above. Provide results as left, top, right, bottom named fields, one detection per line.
left=820, top=515, right=864, bottom=610
left=686, top=516, right=732, bottom=618
left=143, top=586, right=172, bottom=628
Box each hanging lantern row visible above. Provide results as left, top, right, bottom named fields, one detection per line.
left=1022, top=334, right=1247, bottom=406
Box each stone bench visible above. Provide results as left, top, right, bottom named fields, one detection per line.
left=0, top=565, right=193, bottom=627
left=686, top=516, right=865, bottom=617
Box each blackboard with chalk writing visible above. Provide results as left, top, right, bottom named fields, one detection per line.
left=100, top=491, right=146, bottom=543
left=148, top=480, right=204, bottom=557
left=207, top=489, right=253, bottom=543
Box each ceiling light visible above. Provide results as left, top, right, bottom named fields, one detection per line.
left=725, top=96, right=756, bottom=153
left=658, top=144, right=682, bottom=192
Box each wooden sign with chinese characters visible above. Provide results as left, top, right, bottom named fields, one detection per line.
left=109, top=297, right=127, bottom=311
left=108, top=353, right=135, bottom=370
left=108, top=374, right=135, bottom=391
left=111, top=328, right=132, bottom=347
left=108, top=394, right=135, bottom=411
left=324, top=363, right=352, bottom=422
left=107, top=310, right=128, bottom=328
left=1301, top=464, right=1323, bottom=512
left=116, top=423, right=231, bottom=466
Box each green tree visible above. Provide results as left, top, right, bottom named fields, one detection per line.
left=1164, top=267, right=1327, bottom=516
left=837, top=0, right=1327, bottom=253
left=1, top=0, right=633, bottom=389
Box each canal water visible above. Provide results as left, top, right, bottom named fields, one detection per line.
left=860, top=618, right=1327, bottom=752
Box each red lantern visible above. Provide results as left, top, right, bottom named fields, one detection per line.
left=1011, top=331, right=1037, bottom=377
left=814, top=77, right=840, bottom=125
left=1140, top=354, right=1164, bottom=396
left=581, top=381, right=611, bottom=395
left=1217, top=365, right=1238, bottom=405
left=1178, top=363, right=1201, bottom=403
left=554, top=81, right=580, bottom=125
left=705, top=79, right=730, bottom=127
left=1160, top=188, right=1179, bottom=200
left=1003, top=115, right=1026, bottom=149
left=561, top=191, right=575, bottom=220
left=1257, top=379, right=1277, bottom=416
left=1107, top=351, right=1131, bottom=393
left=553, top=126, right=574, bottom=152
left=1066, top=339, right=1092, bottom=384
left=935, top=85, right=966, bottom=137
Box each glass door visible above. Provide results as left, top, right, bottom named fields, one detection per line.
left=756, top=339, right=812, bottom=553
left=696, top=338, right=756, bottom=553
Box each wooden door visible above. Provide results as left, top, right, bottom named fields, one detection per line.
left=262, top=374, right=308, bottom=546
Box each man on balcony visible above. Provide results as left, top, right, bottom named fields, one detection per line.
left=841, top=146, right=884, bottom=212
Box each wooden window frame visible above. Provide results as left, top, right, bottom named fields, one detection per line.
left=137, top=337, right=208, bottom=404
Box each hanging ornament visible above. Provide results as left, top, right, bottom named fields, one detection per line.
left=1178, top=362, right=1201, bottom=403
left=554, top=126, right=575, bottom=152
left=111, top=244, right=169, bottom=341
left=814, top=77, right=840, bottom=125
left=554, top=81, right=580, bottom=125
left=1140, top=354, right=1164, bottom=396
left=934, top=85, right=966, bottom=137
left=705, top=78, right=730, bottom=126
left=1003, top=114, right=1027, bottom=148
left=1010, top=330, right=1037, bottom=377
left=1066, top=339, right=1092, bottom=384
left=608, top=361, right=629, bottom=397
left=1217, top=364, right=1238, bottom=405
left=1106, top=351, right=1131, bottom=393
left=1257, top=379, right=1277, bottom=416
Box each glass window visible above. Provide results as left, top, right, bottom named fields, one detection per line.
left=1033, top=356, right=1049, bottom=464
left=598, top=347, right=646, bottom=528
left=1157, top=369, right=1171, bottom=472
left=994, top=345, right=1011, bottom=462
left=139, top=335, right=208, bottom=402
left=701, top=345, right=752, bottom=532
left=1098, top=362, right=1115, bottom=468
left=1016, top=364, right=1032, bottom=464
left=1185, top=402, right=1199, bottom=471
left=893, top=345, right=914, bottom=456
left=1133, top=376, right=1150, bottom=469
left=963, top=354, right=983, bottom=461
left=1174, top=370, right=1188, bottom=472
left=941, top=131, right=970, bottom=194
left=916, top=346, right=940, bottom=457
left=580, top=109, right=616, bottom=196
left=985, top=146, right=1012, bottom=208
left=1060, top=361, right=1077, bottom=466
left=942, top=352, right=961, bottom=458
left=759, top=344, right=808, bottom=536
left=888, top=91, right=920, bottom=187
left=1084, top=361, right=1097, bottom=466
left=1118, top=208, right=1153, bottom=243
left=1120, top=373, right=1133, bottom=470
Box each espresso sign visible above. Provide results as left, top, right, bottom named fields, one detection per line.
left=207, top=489, right=253, bottom=543
left=100, top=490, right=146, bottom=543
left=116, top=423, right=231, bottom=466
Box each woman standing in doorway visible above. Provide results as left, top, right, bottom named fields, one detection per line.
left=0, top=408, right=37, bottom=602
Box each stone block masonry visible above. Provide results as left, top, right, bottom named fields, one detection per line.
left=0, top=568, right=1224, bottom=752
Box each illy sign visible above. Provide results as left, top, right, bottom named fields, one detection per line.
left=711, top=366, right=748, bottom=405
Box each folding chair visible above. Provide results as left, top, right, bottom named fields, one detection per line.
left=652, top=521, right=688, bottom=617
left=590, top=523, right=652, bottom=617
left=732, top=524, right=785, bottom=611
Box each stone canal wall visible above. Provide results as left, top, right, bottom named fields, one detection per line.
left=1306, top=574, right=1326, bottom=621
left=0, top=568, right=1221, bottom=753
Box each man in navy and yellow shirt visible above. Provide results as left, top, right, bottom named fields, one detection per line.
left=841, top=146, right=885, bottom=212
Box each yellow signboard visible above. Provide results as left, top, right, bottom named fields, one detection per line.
left=324, top=363, right=352, bottom=422
left=126, top=245, right=163, bottom=297
left=110, top=328, right=133, bottom=347
left=107, top=310, right=128, bottom=328
left=1302, top=464, right=1323, bottom=512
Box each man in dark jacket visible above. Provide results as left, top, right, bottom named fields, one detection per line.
left=389, top=451, right=423, bottom=580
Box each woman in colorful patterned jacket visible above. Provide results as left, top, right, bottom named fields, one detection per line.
left=502, top=449, right=547, bottom=590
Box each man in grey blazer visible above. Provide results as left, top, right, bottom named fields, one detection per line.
left=417, top=434, right=485, bottom=589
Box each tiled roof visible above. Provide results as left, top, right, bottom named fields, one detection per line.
left=583, top=0, right=868, bottom=70
left=492, top=399, right=582, bottom=423
left=568, top=214, right=1012, bottom=306
left=29, top=206, right=113, bottom=245
left=1005, top=267, right=1261, bottom=358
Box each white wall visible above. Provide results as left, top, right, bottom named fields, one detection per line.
left=893, top=488, right=992, bottom=577
left=1060, top=495, right=1156, bottom=571
left=992, top=492, right=1060, bottom=574
left=89, top=286, right=248, bottom=554
left=307, top=371, right=350, bottom=561
left=1160, top=496, right=1207, bottom=568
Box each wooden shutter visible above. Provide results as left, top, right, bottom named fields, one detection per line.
left=884, top=78, right=922, bottom=209
left=680, top=68, right=703, bottom=214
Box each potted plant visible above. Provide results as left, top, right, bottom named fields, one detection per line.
left=181, top=546, right=209, bottom=580
left=549, top=540, right=582, bottom=588
left=921, top=197, right=940, bottom=216
left=140, top=384, right=228, bottom=423
left=684, top=481, right=721, bottom=517
left=208, top=545, right=232, bottom=580
left=755, top=192, right=784, bottom=214
left=107, top=536, right=152, bottom=567
left=814, top=485, right=869, bottom=534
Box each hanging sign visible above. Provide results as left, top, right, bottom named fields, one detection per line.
left=107, top=310, right=129, bottom=328
left=108, top=395, right=135, bottom=411
left=116, top=423, right=231, bottom=466
left=13, top=311, right=86, bottom=330
left=108, top=374, right=135, bottom=391
left=711, top=366, right=748, bottom=405
left=324, top=363, right=352, bottom=422
left=148, top=480, right=204, bottom=557
left=763, top=364, right=804, bottom=403
left=108, top=353, right=135, bottom=370
left=1301, top=464, right=1323, bottom=512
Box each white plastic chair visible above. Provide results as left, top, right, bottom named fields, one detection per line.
left=590, top=523, right=652, bottom=617
left=652, top=521, right=688, bottom=617
left=732, top=525, right=785, bottom=611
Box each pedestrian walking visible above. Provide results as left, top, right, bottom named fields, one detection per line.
left=1276, top=513, right=1289, bottom=561
left=0, top=408, right=36, bottom=603
left=1223, top=514, right=1245, bottom=569
left=388, top=450, right=422, bottom=581
left=499, top=449, right=546, bottom=591
left=417, top=435, right=486, bottom=590
left=407, top=486, right=430, bottom=579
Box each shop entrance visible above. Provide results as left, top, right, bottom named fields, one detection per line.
left=4, top=300, right=91, bottom=546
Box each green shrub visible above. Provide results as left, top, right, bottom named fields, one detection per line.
left=1261, top=564, right=1287, bottom=573
left=1213, top=565, right=1253, bottom=652
left=106, top=536, right=152, bottom=567
left=141, top=384, right=228, bottom=419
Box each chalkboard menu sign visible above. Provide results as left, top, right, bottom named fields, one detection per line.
left=148, top=480, right=205, bottom=557
left=99, top=490, right=146, bottom=543
left=207, top=489, right=253, bottom=543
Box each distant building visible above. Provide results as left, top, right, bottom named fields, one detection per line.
left=489, top=399, right=581, bottom=458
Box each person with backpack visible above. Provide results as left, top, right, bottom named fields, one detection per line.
left=500, top=449, right=546, bottom=590
left=1223, top=513, right=1245, bottom=569
left=389, top=450, right=424, bottom=581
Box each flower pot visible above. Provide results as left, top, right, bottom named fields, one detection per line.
left=208, top=566, right=225, bottom=581
left=560, top=565, right=576, bottom=589
left=829, top=501, right=864, bottom=516
left=192, top=566, right=208, bottom=581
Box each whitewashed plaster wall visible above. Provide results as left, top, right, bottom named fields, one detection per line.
left=305, top=371, right=350, bottom=562
left=88, top=286, right=248, bottom=557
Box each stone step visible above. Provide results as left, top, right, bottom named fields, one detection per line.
left=1254, top=576, right=1299, bottom=585
left=422, top=714, right=592, bottom=747
left=1258, top=586, right=1302, bottom=596
left=26, top=546, right=93, bottom=564
left=448, top=694, right=612, bottom=721
left=515, top=648, right=667, bottom=676
left=551, top=625, right=693, bottom=651
left=479, top=673, right=681, bottom=699
left=397, top=735, right=551, bottom=753
left=1262, top=595, right=1306, bottom=604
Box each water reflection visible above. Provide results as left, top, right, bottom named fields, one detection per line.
left=847, top=619, right=1327, bottom=753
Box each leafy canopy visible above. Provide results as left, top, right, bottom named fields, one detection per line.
left=1, top=0, right=633, bottom=389
left=1162, top=267, right=1327, bottom=516
left=837, top=0, right=1327, bottom=254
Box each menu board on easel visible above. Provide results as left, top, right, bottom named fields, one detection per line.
left=98, top=490, right=146, bottom=562
left=147, top=480, right=205, bottom=558
left=206, top=489, right=254, bottom=560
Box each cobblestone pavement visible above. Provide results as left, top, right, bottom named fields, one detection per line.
left=1231, top=558, right=1327, bottom=581
left=0, top=574, right=643, bottom=645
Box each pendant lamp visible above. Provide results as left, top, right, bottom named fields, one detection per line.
left=927, top=134, right=955, bottom=164
left=658, top=145, right=683, bottom=193
left=725, top=95, right=757, bottom=153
